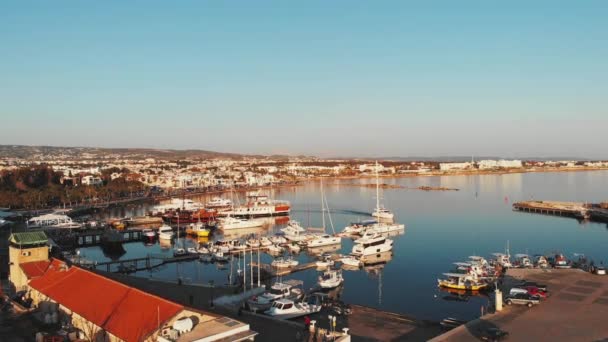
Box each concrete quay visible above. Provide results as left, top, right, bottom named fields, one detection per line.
left=431, top=268, right=608, bottom=342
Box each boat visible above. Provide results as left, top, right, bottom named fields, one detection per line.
left=246, top=238, right=261, bottom=248
left=534, top=255, right=549, bottom=268
left=269, top=235, right=287, bottom=245
left=266, top=244, right=284, bottom=254
left=164, top=209, right=218, bottom=224
left=187, top=247, right=198, bottom=254
left=281, top=221, right=311, bottom=242
left=514, top=254, right=533, bottom=268
left=185, top=220, right=211, bottom=237
left=287, top=243, right=301, bottom=253
left=271, top=257, right=299, bottom=268
left=205, top=196, right=233, bottom=210
left=150, top=198, right=205, bottom=215
left=437, top=273, right=489, bottom=291
left=214, top=251, right=228, bottom=262
left=246, top=280, right=304, bottom=312
left=158, top=225, right=174, bottom=240
left=173, top=248, right=187, bottom=257
left=264, top=294, right=326, bottom=320
left=197, top=246, right=210, bottom=254
left=260, top=236, right=273, bottom=247
left=552, top=253, right=572, bottom=269
left=362, top=221, right=405, bottom=235
left=125, top=216, right=163, bottom=226
left=318, top=269, right=344, bottom=289
left=219, top=216, right=264, bottom=230
left=340, top=255, right=362, bottom=268
left=141, top=228, right=156, bottom=241
left=222, top=192, right=290, bottom=217
left=371, top=161, right=395, bottom=220
left=315, top=254, right=335, bottom=268
left=492, top=253, right=513, bottom=268
left=27, top=213, right=82, bottom=230
left=306, top=234, right=341, bottom=248
left=351, top=232, right=393, bottom=256
left=342, top=219, right=377, bottom=235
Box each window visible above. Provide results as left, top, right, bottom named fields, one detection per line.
left=22, top=251, right=31, bottom=256
left=283, top=303, right=293, bottom=309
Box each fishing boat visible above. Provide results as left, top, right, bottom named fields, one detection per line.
left=318, top=269, right=344, bottom=289
left=351, top=232, right=393, bottom=256
left=514, top=254, right=533, bottom=268
left=185, top=220, right=210, bottom=237
left=158, top=225, right=174, bottom=240
left=437, top=273, right=489, bottom=291
left=247, top=280, right=304, bottom=312
left=370, top=161, right=395, bottom=220
left=264, top=296, right=322, bottom=319
left=271, top=257, right=299, bottom=268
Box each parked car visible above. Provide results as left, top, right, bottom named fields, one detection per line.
left=479, top=327, right=509, bottom=342
left=505, top=293, right=540, bottom=307
left=595, top=266, right=606, bottom=275
left=525, top=286, right=548, bottom=299
left=515, top=280, right=548, bottom=292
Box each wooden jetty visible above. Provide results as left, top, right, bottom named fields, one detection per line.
left=46, top=228, right=144, bottom=248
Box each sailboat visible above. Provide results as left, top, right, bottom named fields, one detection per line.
left=306, top=179, right=341, bottom=248
left=371, top=161, right=395, bottom=220
left=173, top=214, right=187, bottom=257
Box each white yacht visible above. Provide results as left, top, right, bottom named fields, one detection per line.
left=27, top=213, right=82, bottom=229
left=158, top=225, right=174, bottom=240
left=318, top=269, right=344, bottom=289
left=306, top=234, right=341, bottom=248
left=342, top=219, right=377, bottom=235
left=271, top=257, right=299, bottom=268
left=281, top=220, right=310, bottom=242
left=370, top=161, right=395, bottom=220
left=340, top=255, right=362, bottom=268
left=205, top=197, right=232, bottom=209
left=364, top=221, right=405, bottom=235
left=352, top=233, right=393, bottom=256
left=247, top=280, right=304, bottom=312
left=219, top=216, right=264, bottom=230
left=264, top=297, right=322, bottom=320
left=151, top=198, right=204, bottom=215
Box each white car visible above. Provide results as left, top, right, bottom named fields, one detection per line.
left=595, top=267, right=606, bottom=275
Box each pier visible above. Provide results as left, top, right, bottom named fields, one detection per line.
left=46, top=228, right=144, bottom=248
left=71, top=253, right=200, bottom=273
left=513, top=201, right=589, bottom=219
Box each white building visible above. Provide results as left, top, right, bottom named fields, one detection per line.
left=439, top=162, right=473, bottom=171
left=81, top=175, right=103, bottom=186
left=478, top=160, right=523, bottom=169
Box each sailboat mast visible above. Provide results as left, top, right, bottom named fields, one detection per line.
left=321, top=179, right=325, bottom=230
left=376, top=161, right=380, bottom=211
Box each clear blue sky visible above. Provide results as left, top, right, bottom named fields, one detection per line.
left=1, top=1, right=607, bottom=158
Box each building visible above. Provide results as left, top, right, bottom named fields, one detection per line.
left=8, top=231, right=49, bottom=292
left=478, top=159, right=523, bottom=170
left=81, top=175, right=103, bottom=186
left=439, top=162, right=473, bottom=171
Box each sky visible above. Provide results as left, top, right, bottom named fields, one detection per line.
left=1, top=1, right=607, bottom=158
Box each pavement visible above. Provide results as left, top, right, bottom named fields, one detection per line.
left=431, top=268, right=608, bottom=342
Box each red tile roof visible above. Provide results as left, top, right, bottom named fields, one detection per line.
left=29, top=263, right=184, bottom=342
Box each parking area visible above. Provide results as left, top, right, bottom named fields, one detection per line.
left=431, top=268, right=608, bottom=342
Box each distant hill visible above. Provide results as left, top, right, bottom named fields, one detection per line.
left=0, top=145, right=251, bottom=160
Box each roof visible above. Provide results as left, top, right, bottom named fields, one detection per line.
left=29, top=264, right=184, bottom=342
left=20, top=260, right=52, bottom=279
left=9, top=231, right=48, bottom=246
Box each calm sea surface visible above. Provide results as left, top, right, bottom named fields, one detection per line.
left=79, top=171, right=608, bottom=321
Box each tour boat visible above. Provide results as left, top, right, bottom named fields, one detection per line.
left=437, top=273, right=489, bottom=291
left=219, top=216, right=264, bottom=230
left=271, top=257, right=298, bottom=268
left=185, top=221, right=210, bottom=237
left=340, top=255, right=362, bottom=268
left=264, top=298, right=322, bottom=320
left=370, top=161, right=395, bottom=220
left=318, top=269, right=344, bottom=289
left=351, top=233, right=393, bottom=256
left=27, top=213, right=82, bottom=230
left=222, top=192, right=290, bottom=217
left=247, top=280, right=304, bottom=312
left=158, top=225, right=174, bottom=240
